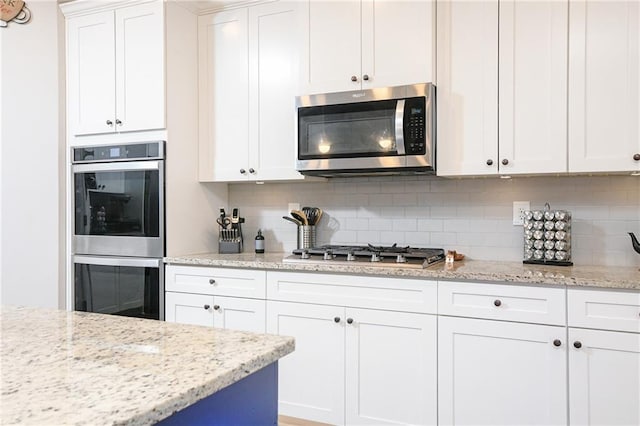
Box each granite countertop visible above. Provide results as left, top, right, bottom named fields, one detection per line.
left=0, top=306, right=294, bottom=426
left=165, top=252, right=640, bottom=290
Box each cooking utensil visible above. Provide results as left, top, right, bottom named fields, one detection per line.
left=216, top=216, right=231, bottom=229
left=291, top=210, right=307, bottom=225
left=283, top=216, right=302, bottom=226
left=315, top=208, right=323, bottom=224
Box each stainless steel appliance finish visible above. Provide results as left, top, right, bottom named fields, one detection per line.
left=71, top=141, right=166, bottom=320
left=72, top=142, right=165, bottom=258
left=296, top=83, right=435, bottom=176
left=73, top=255, right=164, bottom=320
left=284, top=244, right=446, bottom=269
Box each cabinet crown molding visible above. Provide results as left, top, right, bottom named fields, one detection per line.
left=60, top=0, right=158, bottom=17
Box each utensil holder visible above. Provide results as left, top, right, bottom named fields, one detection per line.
left=523, top=203, right=572, bottom=266
left=297, top=225, right=316, bottom=250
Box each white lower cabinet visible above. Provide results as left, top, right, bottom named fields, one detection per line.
left=567, top=288, right=640, bottom=425
left=568, top=328, right=640, bottom=426
left=438, top=316, right=567, bottom=426
left=165, top=265, right=266, bottom=333
left=267, top=301, right=345, bottom=424
left=267, top=301, right=437, bottom=426
left=266, top=271, right=438, bottom=425
left=166, top=292, right=265, bottom=333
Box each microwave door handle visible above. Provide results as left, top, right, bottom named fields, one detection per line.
left=395, top=99, right=406, bottom=155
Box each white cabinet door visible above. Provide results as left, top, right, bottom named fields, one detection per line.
left=67, top=11, right=116, bottom=136
left=248, top=1, right=306, bottom=181
left=266, top=301, right=345, bottom=425
left=436, top=0, right=499, bottom=176
left=569, top=328, right=640, bottom=426
left=345, top=308, right=437, bottom=426
left=114, top=2, right=165, bottom=133
left=198, top=9, right=250, bottom=182
left=165, top=292, right=214, bottom=327
left=438, top=316, right=567, bottom=426
left=303, top=0, right=361, bottom=94
left=569, top=0, right=640, bottom=173
left=361, top=0, right=434, bottom=89
left=498, top=0, right=568, bottom=174
left=212, top=296, right=266, bottom=333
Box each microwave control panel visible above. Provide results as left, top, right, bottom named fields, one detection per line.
left=404, top=97, right=426, bottom=155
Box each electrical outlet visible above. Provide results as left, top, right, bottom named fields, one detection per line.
left=513, top=201, right=530, bottom=226
left=288, top=203, right=300, bottom=213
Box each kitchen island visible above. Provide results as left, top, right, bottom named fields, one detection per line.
left=0, top=305, right=294, bottom=425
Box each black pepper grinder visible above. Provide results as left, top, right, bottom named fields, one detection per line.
left=255, top=229, right=265, bottom=253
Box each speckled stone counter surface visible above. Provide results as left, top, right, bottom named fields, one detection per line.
left=0, top=306, right=294, bottom=425
left=165, top=252, right=640, bottom=290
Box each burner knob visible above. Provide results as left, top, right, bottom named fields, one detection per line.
left=347, top=251, right=356, bottom=261
left=371, top=252, right=382, bottom=262
left=301, top=249, right=310, bottom=260
left=396, top=254, right=407, bottom=263
left=324, top=250, right=334, bottom=260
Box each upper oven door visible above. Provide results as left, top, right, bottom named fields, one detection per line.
left=72, top=160, right=164, bottom=257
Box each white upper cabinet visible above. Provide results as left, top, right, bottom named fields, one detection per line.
left=499, top=0, right=568, bottom=175
left=303, top=0, right=434, bottom=95
left=198, top=8, right=250, bottom=182
left=436, top=0, right=499, bottom=176
left=568, top=0, right=640, bottom=173
left=437, top=0, right=568, bottom=176
left=199, top=1, right=306, bottom=182
left=66, top=1, right=165, bottom=136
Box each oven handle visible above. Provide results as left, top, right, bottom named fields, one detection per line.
left=395, top=99, right=406, bottom=155
left=73, top=255, right=161, bottom=268
left=72, top=160, right=161, bottom=173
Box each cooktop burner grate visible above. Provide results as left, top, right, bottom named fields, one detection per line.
left=287, top=244, right=446, bottom=268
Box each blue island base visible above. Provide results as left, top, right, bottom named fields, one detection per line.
left=158, top=362, right=278, bottom=426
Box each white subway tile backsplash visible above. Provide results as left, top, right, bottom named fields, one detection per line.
left=229, top=175, right=640, bottom=267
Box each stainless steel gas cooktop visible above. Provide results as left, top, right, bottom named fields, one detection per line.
left=284, top=244, right=446, bottom=269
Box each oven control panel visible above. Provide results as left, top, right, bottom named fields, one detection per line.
left=404, top=97, right=426, bottom=155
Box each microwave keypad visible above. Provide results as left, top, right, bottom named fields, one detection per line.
left=406, top=100, right=426, bottom=154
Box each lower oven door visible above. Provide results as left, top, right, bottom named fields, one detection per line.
left=73, top=255, right=164, bottom=320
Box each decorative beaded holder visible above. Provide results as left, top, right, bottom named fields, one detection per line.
left=523, top=203, right=573, bottom=266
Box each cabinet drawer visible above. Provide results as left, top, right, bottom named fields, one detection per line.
left=266, top=271, right=437, bottom=314
left=568, top=288, right=640, bottom=333
left=438, top=281, right=566, bottom=326
left=165, top=265, right=266, bottom=299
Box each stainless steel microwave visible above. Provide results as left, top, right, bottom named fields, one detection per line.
left=296, top=83, right=435, bottom=176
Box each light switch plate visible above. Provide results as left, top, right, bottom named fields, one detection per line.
left=513, top=201, right=530, bottom=225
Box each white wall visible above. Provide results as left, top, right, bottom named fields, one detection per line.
left=230, top=175, right=640, bottom=267
left=0, top=1, right=64, bottom=308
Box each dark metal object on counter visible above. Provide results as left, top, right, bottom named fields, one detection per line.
left=219, top=207, right=244, bottom=253
left=285, top=244, right=445, bottom=269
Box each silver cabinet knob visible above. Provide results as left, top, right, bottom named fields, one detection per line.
left=633, top=153, right=640, bottom=161
left=363, top=74, right=369, bottom=81
left=106, top=120, right=113, bottom=126
left=249, top=168, right=255, bottom=174
left=346, top=318, right=354, bottom=324
left=240, top=169, right=246, bottom=174
left=351, top=75, right=358, bottom=82
left=209, top=279, right=215, bottom=285
left=203, top=304, right=210, bottom=310
left=502, top=159, right=509, bottom=166
left=486, top=159, right=494, bottom=166
left=115, top=119, right=122, bottom=126
left=213, top=305, right=220, bottom=310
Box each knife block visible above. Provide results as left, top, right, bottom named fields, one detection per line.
left=219, top=223, right=243, bottom=254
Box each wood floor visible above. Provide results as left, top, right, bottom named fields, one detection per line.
left=278, top=415, right=333, bottom=426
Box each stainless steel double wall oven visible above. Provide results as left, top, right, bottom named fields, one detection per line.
left=72, top=141, right=165, bottom=320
